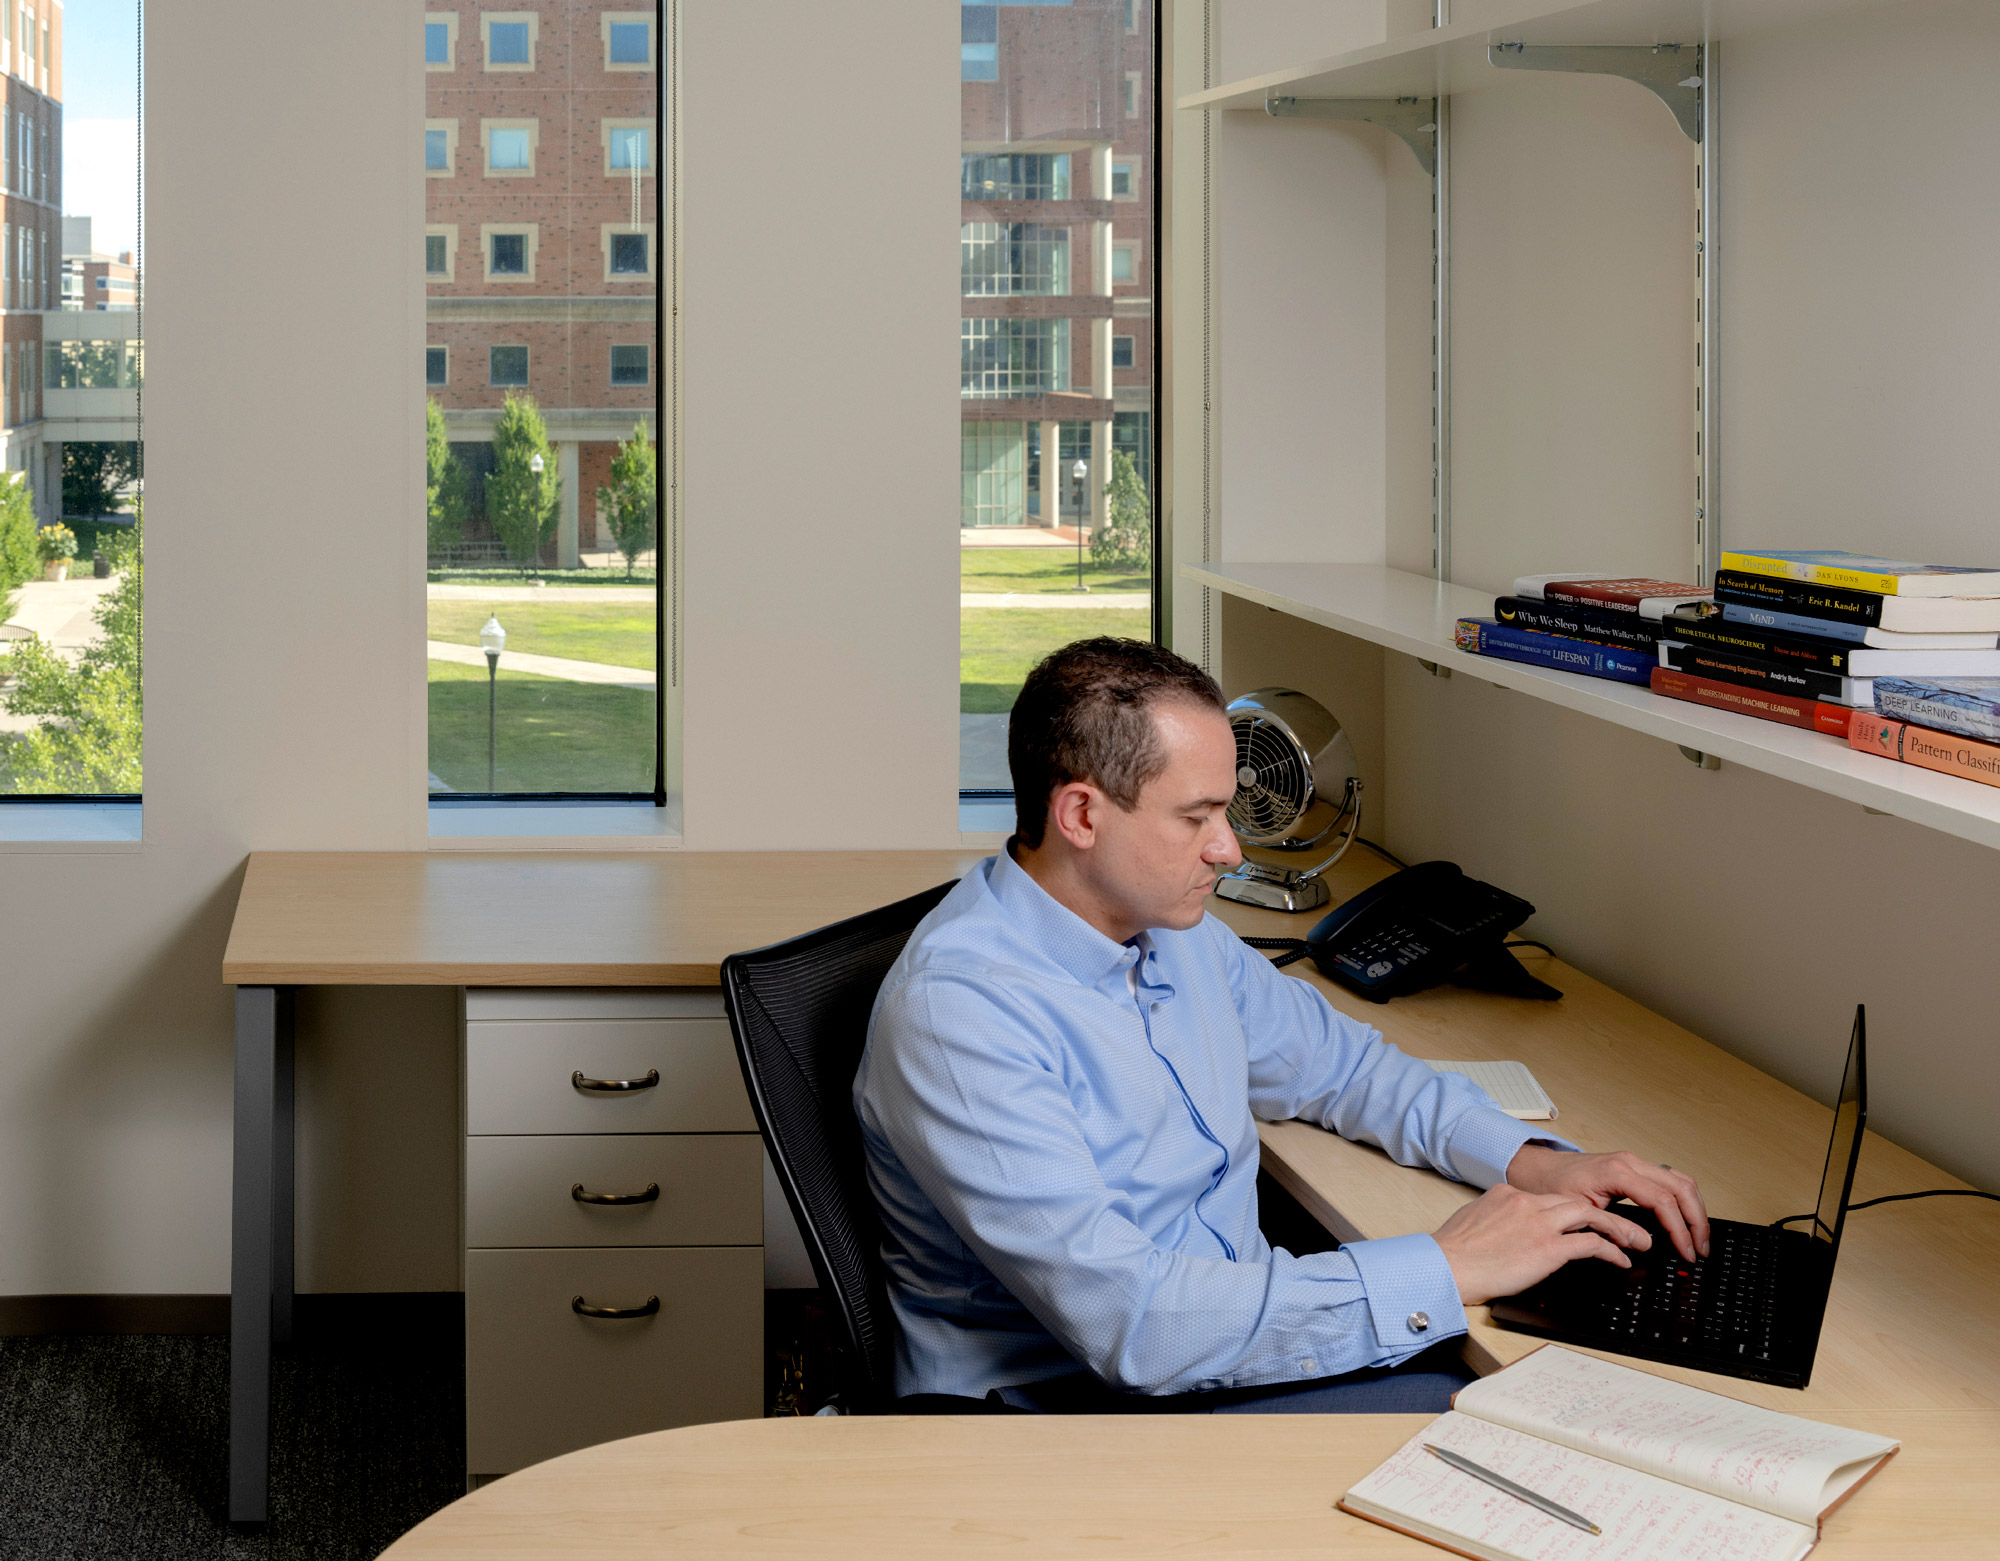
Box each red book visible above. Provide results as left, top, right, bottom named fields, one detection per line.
left=1850, top=712, right=2000, bottom=790
left=1516, top=574, right=1712, bottom=621
left=1650, top=668, right=1852, bottom=735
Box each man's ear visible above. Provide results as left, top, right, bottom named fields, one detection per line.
left=1046, top=780, right=1100, bottom=850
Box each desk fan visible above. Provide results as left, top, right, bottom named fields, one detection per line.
left=1214, top=688, right=1362, bottom=913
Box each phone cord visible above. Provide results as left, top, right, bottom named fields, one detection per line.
left=1239, top=935, right=1313, bottom=969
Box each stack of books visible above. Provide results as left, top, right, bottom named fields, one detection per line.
left=1454, top=575, right=1711, bottom=687
left=1679, top=549, right=2000, bottom=743
left=1855, top=679, right=2000, bottom=791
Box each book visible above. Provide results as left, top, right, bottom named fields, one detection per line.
left=1872, top=676, right=2000, bottom=744
left=1665, top=609, right=2000, bottom=675
left=1720, top=548, right=2000, bottom=598
left=1719, top=600, right=2000, bottom=649
left=1513, top=574, right=1711, bottom=621
left=1715, top=570, right=2000, bottom=634
left=1492, top=596, right=1665, bottom=651
left=1418, top=1059, right=1556, bottom=1121
left=1650, top=668, right=1854, bottom=736
left=1850, top=712, right=2000, bottom=791
left=1339, top=1345, right=1898, bottom=1561
left=1454, top=620, right=1654, bottom=686
left=1657, top=642, right=1872, bottom=706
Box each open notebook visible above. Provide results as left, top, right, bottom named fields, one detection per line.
left=1340, top=1346, right=1898, bottom=1561
left=1419, top=1059, right=1557, bottom=1121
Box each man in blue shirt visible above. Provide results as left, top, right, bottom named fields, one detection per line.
left=856, top=639, right=1709, bottom=1411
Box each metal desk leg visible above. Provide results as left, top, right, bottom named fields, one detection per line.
left=230, top=985, right=294, bottom=1526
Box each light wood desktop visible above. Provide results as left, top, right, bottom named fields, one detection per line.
left=377, top=1409, right=2000, bottom=1559
left=1210, top=852, right=2000, bottom=1415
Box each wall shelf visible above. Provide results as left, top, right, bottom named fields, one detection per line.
left=1182, top=561, right=2000, bottom=853
left=1177, top=0, right=1886, bottom=112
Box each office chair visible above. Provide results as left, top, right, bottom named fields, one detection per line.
left=723, top=880, right=1008, bottom=1415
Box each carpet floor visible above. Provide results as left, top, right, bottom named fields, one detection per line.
left=0, top=1326, right=462, bottom=1560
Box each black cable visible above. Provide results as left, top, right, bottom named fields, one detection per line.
left=1505, top=939, right=1555, bottom=957
left=1238, top=935, right=1312, bottom=969
left=1356, top=837, right=1407, bottom=869
left=1771, top=1188, right=2000, bottom=1230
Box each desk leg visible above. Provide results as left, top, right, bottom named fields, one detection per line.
left=230, top=985, right=294, bottom=1526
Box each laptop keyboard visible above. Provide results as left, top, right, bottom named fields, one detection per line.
left=1593, top=1223, right=1784, bottom=1363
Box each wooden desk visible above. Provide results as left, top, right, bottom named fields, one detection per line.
left=1211, top=854, right=2000, bottom=1414
left=222, top=850, right=984, bottom=1523
left=377, top=1410, right=1999, bottom=1558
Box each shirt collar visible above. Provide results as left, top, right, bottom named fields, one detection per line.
left=989, top=845, right=1147, bottom=991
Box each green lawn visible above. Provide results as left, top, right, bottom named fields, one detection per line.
left=429, top=566, right=656, bottom=588
left=429, top=601, right=657, bottom=670
left=960, top=548, right=1151, bottom=595
left=961, top=607, right=1150, bottom=712
left=428, top=662, right=655, bottom=793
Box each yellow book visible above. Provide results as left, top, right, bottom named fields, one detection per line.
left=1720, top=549, right=2000, bottom=599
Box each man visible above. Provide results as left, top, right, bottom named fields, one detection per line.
left=855, top=638, right=1708, bottom=1412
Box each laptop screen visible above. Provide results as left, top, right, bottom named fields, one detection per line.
left=1810, top=1007, right=1868, bottom=1248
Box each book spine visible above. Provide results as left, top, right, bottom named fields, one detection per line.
left=1849, top=711, right=1904, bottom=761
left=1542, top=583, right=1642, bottom=615
left=1649, top=667, right=1822, bottom=729
left=1492, top=596, right=1662, bottom=649
left=1659, top=643, right=1845, bottom=700
left=1815, top=703, right=1857, bottom=739
left=1662, top=617, right=1852, bottom=674
left=1720, top=551, right=1908, bottom=596
left=1718, top=602, right=1871, bottom=645
left=1714, top=569, right=1884, bottom=628
left=1455, top=620, right=1655, bottom=684
left=1886, top=720, right=2000, bottom=790
left=1871, top=688, right=2000, bottom=744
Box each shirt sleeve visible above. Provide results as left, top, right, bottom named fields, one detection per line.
left=1218, top=923, right=1577, bottom=1188
left=863, top=968, right=1471, bottom=1395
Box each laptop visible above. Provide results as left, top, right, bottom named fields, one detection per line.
left=1488, top=1005, right=1867, bottom=1389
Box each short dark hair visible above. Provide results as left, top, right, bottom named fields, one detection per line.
left=1008, top=637, right=1226, bottom=848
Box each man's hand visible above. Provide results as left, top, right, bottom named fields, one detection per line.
left=1506, top=1145, right=1711, bottom=1263
left=1432, top=1184, right=1651, bottom=1305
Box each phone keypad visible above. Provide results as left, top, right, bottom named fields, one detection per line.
left=1336, top=927, right=1430, bottom=980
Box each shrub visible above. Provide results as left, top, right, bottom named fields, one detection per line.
left=38, top=522, right=77, bottom=562
left=488, top=393, right=560, bottom=568
left=0, top=476, right=37, bottom=604
left=1089, top=453, right=1153, bottom=573
left=596, top=422, right=657, bottom=579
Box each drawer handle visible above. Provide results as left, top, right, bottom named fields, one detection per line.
left=571, top=1182, right=660, bottom=1207
left=571, top=1068, right=660, bottom=1094
left=572, top=1294, right=660, bottom=1320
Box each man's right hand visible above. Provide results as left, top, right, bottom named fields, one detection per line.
left=1432, top=1184, right=1651, bottom=1305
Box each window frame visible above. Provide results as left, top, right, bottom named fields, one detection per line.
left=487, top=343, right=529, bottom=389
left=481, top=118, right=539, bottom=179
left=481, top=222, right=539, bottom=283
left=609, top=343, right=651, bottom=387
left=600, top=222, right=656, bottom=284
left=424, top=11, right=457, bottom=70
left=425, top=345, right=448, bottom=387
left=601, top=10, right=654, bottom=71
left=480, top=11, right=538, bottom=72
left=1111, top=333, right=1134, bottom=370
left=1110, top=240, right=1140, bottom=285
left=424, top=118, right=458, bottom=178
left=425, top=223, right=458, bottom=280
left=601, top=119, right=655, bottom=178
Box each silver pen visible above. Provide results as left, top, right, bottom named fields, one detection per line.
left=1424, top=1443, right=1602, bottom=1536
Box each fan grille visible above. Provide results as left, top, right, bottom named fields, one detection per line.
left=1228, top=714, right=1311, bottom=839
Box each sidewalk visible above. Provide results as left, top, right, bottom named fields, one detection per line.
left=960, top=592, right=1148, bottom=610
left=960, top=527, right=1088, bottom=548
left=426, top=640, right=655, bottom=692
left=2, top=574, right=117, bottom=653
left=428, top=584, right=655, bottom=602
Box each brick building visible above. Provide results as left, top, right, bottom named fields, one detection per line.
left=61, top=218, right=136, bottom=312
left=2, top=1, right=61, bottom=522
left=960, top=0, right=1150, bottom=532
left=424, top=1, right=658, bottom=565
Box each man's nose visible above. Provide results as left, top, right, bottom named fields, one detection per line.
left=1204, top=822, right=1242, bottom=870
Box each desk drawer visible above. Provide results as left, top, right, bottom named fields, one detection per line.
left=466, top=1134, right=762, bottom=1248
left=466, top=1018, right=756, bottom=1134
left=465, top=1246, right=762, bottom=1475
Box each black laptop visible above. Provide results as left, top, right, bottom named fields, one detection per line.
left=1488, top=1005, right=1867, bottom=1389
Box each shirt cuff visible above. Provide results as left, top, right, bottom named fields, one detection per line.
left=1342, top=1232, right=1468, bottom=1360
left=1446, top=1107, right=1580, bottom=1190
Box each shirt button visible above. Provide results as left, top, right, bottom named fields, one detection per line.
left=1408, top=1311, right=1430, bottom=1333
left=1300, top=1357, right=1317, bottom=1375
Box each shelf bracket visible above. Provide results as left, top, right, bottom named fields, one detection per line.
left=1266, top=95, right=1438, bottom=177
left=1488, top=43, right=1702, bottom=143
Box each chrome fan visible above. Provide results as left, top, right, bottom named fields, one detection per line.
left=1216, top=688, right=1362, bottom=912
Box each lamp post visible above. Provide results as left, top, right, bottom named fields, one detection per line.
left=480, top=614, right=506, bottom=792
left=529, top=452, right=546, bottom=577
left=1070, top=458, right=1090, bottom=593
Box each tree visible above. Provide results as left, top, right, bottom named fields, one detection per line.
left=595, top=422, right=657, bottom=579
left=487, top=392, right=560, bottom=569
left=426, top=398, right=470, bottom=558
left=61, top=441, right=141, bottom=519
left=2, top=520, right=142, bottom=793
left=0, top=473, right=35, bottom=604
left=1090, top=451, right=1152, bottom=573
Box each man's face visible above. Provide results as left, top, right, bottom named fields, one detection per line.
left=1087, top=699, right=1243, bottom=933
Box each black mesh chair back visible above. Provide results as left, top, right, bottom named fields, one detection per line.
left=722, top=880, right=957, bottom=1414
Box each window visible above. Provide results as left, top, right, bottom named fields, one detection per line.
left=1111, top=334, right=1134, bottom=370
left=488, top=345, right=528, bottom=387
left=961, top=422, right=1025, bottom=528
left=961, top=223, right=1069, bottom=297
left=960, top=318, right=1069, bottom=398
left=424, top=119, right=457, bottom=177
left=605, top=123, right=651, bottom=174
left=1111, top=159, right=1136, bottom=199
left=482, top=12, right=535, bottom=70
left=606, top=229, right=650, bottom=277
left=425, top=234, right=447, bottom=275
left=1124, top=72, right=1140, bottom=117
left=961, top=6, right=996, bottom=82
left=485, top=123, right=533, bottom=174
left=425, top=128, right=449, bottom=170
left=961, top=152, right=1069, bottom=203
left=424, top=19, right=449, bottom=64
left=609, top=345, right=649, bottom=386
left=426, top=346, right=448, bottom=386
left=490, top=232, right=526, bottom=275
left=1126, top=0, right=1140, bottom=31
left=603, top=13, right=653, bottom=69
left=481, top=223, right=538, bottom=282
left=1111, top=244, right=1135, bottom=283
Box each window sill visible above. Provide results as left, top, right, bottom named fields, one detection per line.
left=429, top=799, right=681, bottom=851
left=0, top=802, right=142, bottom=849
left=959, top=797, right=1011, bottom=848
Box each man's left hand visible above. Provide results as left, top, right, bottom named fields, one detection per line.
left=1505, top=1146, right=1710, bottom=1262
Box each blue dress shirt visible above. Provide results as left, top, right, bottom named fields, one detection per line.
left=854, top=850, right=1571, bottom=1400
